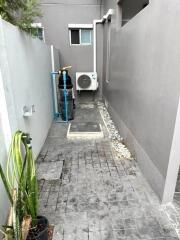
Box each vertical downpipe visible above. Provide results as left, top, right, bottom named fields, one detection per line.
left=63, top=71, right=68, bottom=122
left=93, top=21, right=97, bottom=73
left=51, top=45, right=58, bottom=115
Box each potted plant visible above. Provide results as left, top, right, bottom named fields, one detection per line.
left=0, top=131, right=49, bottom=240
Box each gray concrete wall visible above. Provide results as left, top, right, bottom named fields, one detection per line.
left=102, top=0, right=180, bottom=202
left=0, top=18, right=54, bottom=225
left=39, top=0, right=104, bottom=99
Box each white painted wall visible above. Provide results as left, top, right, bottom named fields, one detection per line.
left=0, top=18, right=57, bottom=225
left=0, top=119, right=10, bottom=228
left=0, top=18, right=54, bottom=157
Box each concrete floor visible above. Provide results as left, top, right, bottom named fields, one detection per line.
left=37, top=101, right=180, bottom=240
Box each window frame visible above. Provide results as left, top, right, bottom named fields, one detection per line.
left=69, top=28, right=92, bottom=46
left=30, top=23, right=45, bottom=42
left=80, top=29, right=92, bottom=45
left=69, top=29, right=80, bottom=45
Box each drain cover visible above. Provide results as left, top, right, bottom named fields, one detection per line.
left=67, top=122, right=103, bottom=138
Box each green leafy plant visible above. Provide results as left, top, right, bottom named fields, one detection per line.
left=0, top=131, right=39, bottom=240
left=0, top=0, right=41, bottom=31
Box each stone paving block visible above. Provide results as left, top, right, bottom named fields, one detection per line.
left=56, top=203, right=67, bottom=213
left=108, top=204, right=122, bottom=217
left=96, top=193, right=108, bottom=203
left=39, top=190, right=49, bottom=205
left=49, top=180, right=61, bottom=192
left=121, top=207, right=145, bottom=219
left=66, top=198, right=78, bottom=212
left=63, top=231, right=76, bottom=240
left=89, top=231, right=101, bottom=240
left=99, top=215, right=112, bottom=231
left=163, top=238, right=180, bottom=240
left=123, top=218, right=136, bottom=229
left=47, top=191, right=59, bottom=206
left=88, top=211, right=100, bottom=231
left=111, top=216, right=124, bottom=230
left=45, top=204, right=57, bottom=211
left=41, top=180, right=52, bottom=192
left=136, top=216, right=164, bottom=239
left=38, top=179, right=45, bottom=191
left=76, top=229, right=89, bottom=240
left=37, top=161, right=63, bottom=180
left=113, top=228, right=141, bottom=240
left=101, top=230, right=115, bottom=240
left=52, top=225, right=64, bottom=240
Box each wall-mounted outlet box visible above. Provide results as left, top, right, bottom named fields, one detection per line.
left=23, top=105, right=35, bottom=117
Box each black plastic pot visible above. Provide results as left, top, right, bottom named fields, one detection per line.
left=27, top=216, right=49, bottom=240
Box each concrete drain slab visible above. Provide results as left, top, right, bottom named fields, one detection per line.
left=37, top=161, right=63, bottom=180
left=67, top=122, right=103, bottom=138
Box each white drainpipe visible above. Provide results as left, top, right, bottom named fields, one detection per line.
left=93, top=19, right=103, bottom=73
left=93, top=9, right=114, bottom=73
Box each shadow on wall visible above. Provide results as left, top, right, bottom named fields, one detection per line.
left=117, top=0, right=149, bottom=26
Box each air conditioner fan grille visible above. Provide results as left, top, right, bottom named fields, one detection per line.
left=78, top=75, right=91, bottom=89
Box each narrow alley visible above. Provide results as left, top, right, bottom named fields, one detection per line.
left=1, top=1, right=180, bottom=240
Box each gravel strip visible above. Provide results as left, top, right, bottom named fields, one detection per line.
left=97, top=102, right=133, bottom=160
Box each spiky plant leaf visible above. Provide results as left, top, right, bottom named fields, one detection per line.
left=0, top=130, right=39, bottom=239
left=0, top=164, right=13, bottom=204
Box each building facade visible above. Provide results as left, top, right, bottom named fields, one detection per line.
left=39, top=0, right=104, bottom=98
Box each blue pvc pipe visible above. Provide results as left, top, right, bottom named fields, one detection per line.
left=63, top=71, right=68, bottom=122
left=51, top=72, right=58, bottom=119
left=51, top=71, right=68, bottom=123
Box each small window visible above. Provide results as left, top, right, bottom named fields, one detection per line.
left=37, top=28, right=44, bottom=41
left=71, top=29, right=80, bottom=44
left=29, top=23, right=45, bottom=41
left=81, top=29, right=91, bottom=44
left=70, top=29, right=92, bottom=45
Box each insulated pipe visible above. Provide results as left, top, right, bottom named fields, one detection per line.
left=51, top=72, right=59, bottom=119
left=93, top=9, right=114, bottom=73
left=63, top=70, right=68, bottom=122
